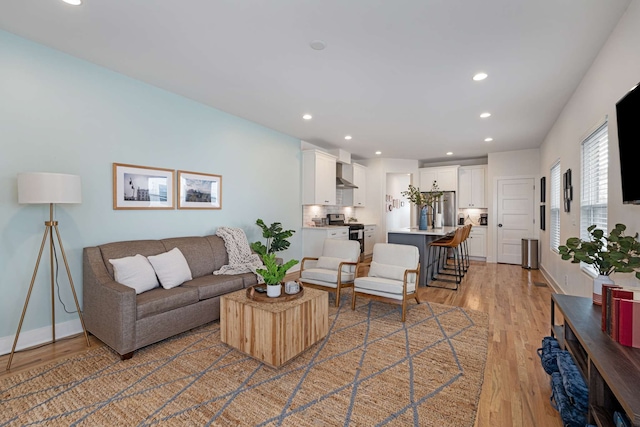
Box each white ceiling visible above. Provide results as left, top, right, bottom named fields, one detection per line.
left=0, top=0, right=631, bottom=162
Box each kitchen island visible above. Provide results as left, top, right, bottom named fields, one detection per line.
left=388, top=227, right=459, bottom=287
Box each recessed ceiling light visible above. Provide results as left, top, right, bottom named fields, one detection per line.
left=446, top=152, right=453, bottom=156
left=473, top=72, right=488, bottom=81
left=344, top=135, right=352, bottom=140
left=302, top=114, right=312, bottom=120
left=310, top=40, right=326, bottom=51
left=375, top=151, right=382, bottom=155
left=62, top=0, right=82, bottom=5
left=480, top=112, right=491, bottom=118
left=484, top=137, right=493, bottom=142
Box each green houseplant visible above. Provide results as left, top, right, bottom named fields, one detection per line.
left=558, top=223, right=640, bottom=304
left=256, top=253, right=299, bottom=297
left=401, top=181, right=444, bottom=230
left=250, top=219, right=295, bottom=258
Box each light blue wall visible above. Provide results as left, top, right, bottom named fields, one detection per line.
left=0, top=30, right=302, bottom=340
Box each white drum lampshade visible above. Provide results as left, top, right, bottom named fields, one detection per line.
left=18, top=172, right=82, bottom=204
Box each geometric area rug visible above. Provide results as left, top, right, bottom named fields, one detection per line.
left=0, top=297, right=488, bottom=427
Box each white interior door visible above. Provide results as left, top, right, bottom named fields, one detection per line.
left=497, top=178, right=535, bottom=264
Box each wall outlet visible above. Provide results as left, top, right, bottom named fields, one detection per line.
left=564, top=275, right=569, bottom=287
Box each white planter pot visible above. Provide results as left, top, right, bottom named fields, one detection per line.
left=267, top=284, right=281, bottom=298
left=593, top=274, right=614, bottom=306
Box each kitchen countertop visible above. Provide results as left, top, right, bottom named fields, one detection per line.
left=302, top=226, right=349, bottom=230
left=387, top=226, right=459, bottom=236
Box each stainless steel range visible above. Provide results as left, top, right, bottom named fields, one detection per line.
left=326, top=214, right=365, bottom=261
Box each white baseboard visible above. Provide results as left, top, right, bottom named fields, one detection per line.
left=0, top=319, right=83, bottom=356
left=539, top=264, right=563, bottom=294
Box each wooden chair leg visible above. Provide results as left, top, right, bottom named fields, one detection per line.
left=401, top=299, right=407, bottom=322
left=335, top=287, right=341, bottom=307
left=351, top=290, right=357, bottom=310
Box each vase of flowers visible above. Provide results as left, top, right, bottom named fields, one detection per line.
left=558, top=224, right=640, bottom=305
left=401, top=181, right=444, bottom=230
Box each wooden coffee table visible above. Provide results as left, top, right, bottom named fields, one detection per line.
left=220, top=287, right=328, bottom=368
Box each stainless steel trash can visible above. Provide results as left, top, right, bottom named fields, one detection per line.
left=522, top=238, right=539, bottom=269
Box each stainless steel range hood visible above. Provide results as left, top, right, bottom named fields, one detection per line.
left=336, top=163, right=358, bottom=189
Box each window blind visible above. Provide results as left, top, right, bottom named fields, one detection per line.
left=580, top=122, right=608, bottom=274
left=550, top=161, right=561, bottom=252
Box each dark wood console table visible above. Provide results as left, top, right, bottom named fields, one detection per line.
left=551, top=294, right=640, bottom=426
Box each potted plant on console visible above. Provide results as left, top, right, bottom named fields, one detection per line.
left=401, top=181, right=444, bottom=230
left=558, top=223, right=640, bottom=305
left=256, top=253, right=299, bottom=298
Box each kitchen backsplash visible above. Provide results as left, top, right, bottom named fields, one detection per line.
left=302, top=204, right=358, bottom=227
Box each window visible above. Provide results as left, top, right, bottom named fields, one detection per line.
left=550, top=161, right=561, bottom=252
left=581, top=121, right=608, bottom=274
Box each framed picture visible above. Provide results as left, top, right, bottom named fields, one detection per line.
left=540, top=177, right=546, bottom=203
left=540, top=205, right=546, bottom=231
left=177, top=170, right=222, bottom=209
left=113, top=163, right=174, bottom=210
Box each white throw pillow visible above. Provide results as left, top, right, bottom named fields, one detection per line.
left=108, top=254, right=159, bottom=294
left=369, top=261, right=415, bottom=284
left=147, top=248, right=193, bottom=289
left=316, top=256, right=355, bottom=273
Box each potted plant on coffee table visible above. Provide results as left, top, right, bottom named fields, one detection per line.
left=256, top=253, right=299, bottom=297
left=558, top=223, right=640, bottom=305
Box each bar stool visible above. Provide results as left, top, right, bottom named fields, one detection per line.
left=461, top=224, right=472, bottom=272
left=426, top=226, right=465, bottom=290
left=439, top=224, right=471, bottom=276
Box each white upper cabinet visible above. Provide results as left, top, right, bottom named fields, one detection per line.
left=419, top=166, right=459, bottom=192
left=352, top=163, right=367, bottom=207
left=302, top=150, right=337, bottom=205
left=458, top=165, right=487, bottom=208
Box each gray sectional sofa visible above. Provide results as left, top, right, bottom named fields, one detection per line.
left=83, top=235, right=257, bottom=359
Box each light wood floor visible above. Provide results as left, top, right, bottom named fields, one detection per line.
left=0, top=261, right=562, bottom=426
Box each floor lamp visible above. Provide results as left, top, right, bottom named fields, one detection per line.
left=6, top=172, right=91, bottom=371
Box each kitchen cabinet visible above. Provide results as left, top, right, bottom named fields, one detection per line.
left=302, top=227, right=349, bottom=258
left=352, top=163, right=367, bottom=207
left=340, top=163, right=367, bottom=207
left=467, top=226, right=486, bottom=258
left=419, top=166, right=459, bottom=192
left=458, top=165, right=487, bottom=208
left=302, top=150, right=336, bottom=205
left=364, top=225, right=376, bottom=256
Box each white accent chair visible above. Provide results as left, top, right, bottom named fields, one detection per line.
left=299, top=239, right=361, bottom=307
left=351, top=243, right=421, bottom=322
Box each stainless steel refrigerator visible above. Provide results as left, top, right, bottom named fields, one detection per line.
left=418, top=191, right=456, bottom=227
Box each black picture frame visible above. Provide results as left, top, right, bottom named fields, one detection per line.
left=540, top=205, right=546, bottom=231
left=540, top=177, right=546, bottom=203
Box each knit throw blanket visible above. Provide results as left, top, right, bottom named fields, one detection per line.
left=213, top=227, right=264, bottom=284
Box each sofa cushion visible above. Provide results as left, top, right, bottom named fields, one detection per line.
left=136, top=286, right=199, bottom=320
left=147, top=248, right=193, bottom=289
left=108, top=254, right=159, bottom=294
left=161, top=236, right=216, bottom=278
left=99, top=240, right=166, bottom=278
left=238, top=272, right=259, bottom=288
left=204, top=235, right=230, bottom=271
left=182, top=275, right=244, bottom=300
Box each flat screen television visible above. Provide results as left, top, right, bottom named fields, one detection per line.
left=615, top=82, right=640, bottom=204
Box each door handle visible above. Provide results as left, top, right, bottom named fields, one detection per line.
left=498, top=224, right=503, bottom=227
